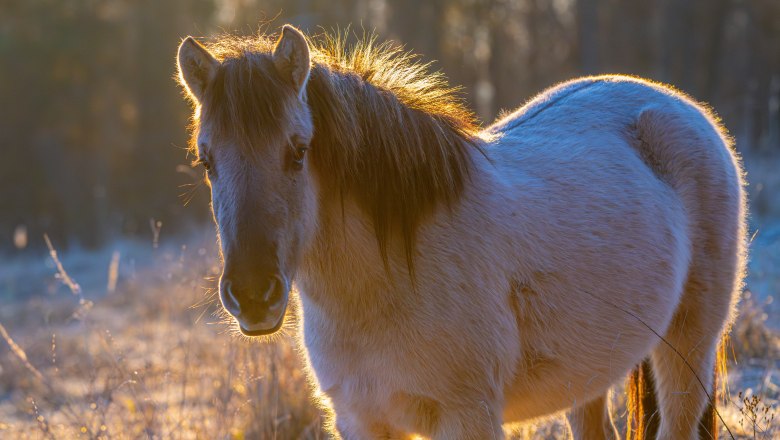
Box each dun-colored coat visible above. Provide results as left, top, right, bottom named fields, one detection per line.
left=177, top=25, right=746, bottom=440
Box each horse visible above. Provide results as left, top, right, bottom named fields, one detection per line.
left=176, top=25, right=746, bottom=440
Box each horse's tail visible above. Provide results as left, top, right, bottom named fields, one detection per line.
left=699, top=336, right=730, bottom=439
left=627, top=337, right=730, bottom=440
left=626, top=359, right=659, bottom=440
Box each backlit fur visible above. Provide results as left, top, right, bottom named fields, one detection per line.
left=177, top=28, right=747, bottom=440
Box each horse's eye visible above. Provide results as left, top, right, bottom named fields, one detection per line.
left=198, top=156, right=212, bottom=174
left=290, top=144, right=308, bottom=171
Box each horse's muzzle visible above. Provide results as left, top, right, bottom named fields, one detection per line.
left=219, top=273, right=290, bottom=336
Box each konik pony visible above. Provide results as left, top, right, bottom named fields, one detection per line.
left=176, top=25, right=746, bottom=439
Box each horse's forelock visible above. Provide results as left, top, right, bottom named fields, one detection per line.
left=198, top=54, right=297, bottom=157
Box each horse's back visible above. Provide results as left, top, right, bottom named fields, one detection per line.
left=486, top=74, right=742, bottom=250
left=484, top=75, right=701, bottom=273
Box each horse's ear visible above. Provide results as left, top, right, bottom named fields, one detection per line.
left=272, top=25, right=310, bottom=95
left=177, top=36, right=218, bottom=103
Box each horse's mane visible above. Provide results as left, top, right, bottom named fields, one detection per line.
left=190, top=30, right=482, bottom=273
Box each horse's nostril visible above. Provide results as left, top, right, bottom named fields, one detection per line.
left=220, top=280, right=242, bottom=317
left=263, top=276, right=283, bottom=304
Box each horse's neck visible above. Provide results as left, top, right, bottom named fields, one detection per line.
left=298, top=150, right=501, bottom=314
left=298, top=195, right=402, bottom=310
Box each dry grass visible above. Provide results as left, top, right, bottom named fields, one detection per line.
left=720, top=294, right=780, bottom=440
left=0, top=235, right=778, bottom=439
left=0, top=241, right=327, bottom=439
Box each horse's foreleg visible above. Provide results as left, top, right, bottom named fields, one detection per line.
left=334, top=410, right=410, bottom=440
left=430, top=403, right=505, bottom=440
left=566, top=394, right=619, bottom=440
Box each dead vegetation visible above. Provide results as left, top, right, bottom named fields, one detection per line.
left=0, top=236, right=778, bottom=439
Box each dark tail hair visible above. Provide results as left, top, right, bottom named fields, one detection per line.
left=626, top=359, right=659, bottom=440
left=627, top=338, right=729, bottom=440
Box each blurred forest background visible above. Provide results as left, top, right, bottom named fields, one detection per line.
left=2, top=0, right=779, bottom=252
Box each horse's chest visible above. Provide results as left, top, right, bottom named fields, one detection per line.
left=306, top=325, right=403, bottom=392
left=303, top=318, right=424, bottom=413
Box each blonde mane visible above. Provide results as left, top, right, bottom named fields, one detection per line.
left=187, top=30, right=483, bottom=272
